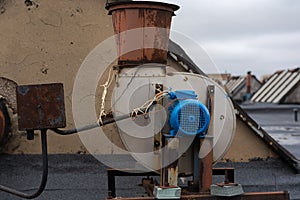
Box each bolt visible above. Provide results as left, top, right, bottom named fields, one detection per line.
left=154, top=140, right=160, bottom=147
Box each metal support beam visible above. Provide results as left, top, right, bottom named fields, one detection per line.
left=199, top=137, right=213, bottom=193
left=212, top=168, right=234, bottom=183
left=107, top=167, right=234, bottom=198
left=107, top=169, right=159, bottom=198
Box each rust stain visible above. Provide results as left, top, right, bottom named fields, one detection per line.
left=167, top=165, right=178, bottom=187
left=200, top=138, right=213, bottom=193
left=17, top=83, right=66, bottom=130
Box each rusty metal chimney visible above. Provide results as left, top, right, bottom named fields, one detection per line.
left=106, top=1, right=179, bottom=66
left=246, top=71, right=251, bottom=94
left=245, top=71, right=252, bottom=101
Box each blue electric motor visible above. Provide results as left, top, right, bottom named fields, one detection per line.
left=168, top=90, right=210, bottom=137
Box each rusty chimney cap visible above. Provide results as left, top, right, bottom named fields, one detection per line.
left=106, top=1, right=180, bottom=15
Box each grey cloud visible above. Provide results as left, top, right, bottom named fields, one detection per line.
left=164, top=0, right=300, bottom=76
left=172, top=0, right=300, bottom=40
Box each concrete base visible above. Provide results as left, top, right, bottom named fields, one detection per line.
left=210, top=184, right=244, bottom=197
left=153, top=186, right=181, bottom=199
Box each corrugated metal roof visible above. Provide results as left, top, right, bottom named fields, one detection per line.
left=251, top=68, right=300, bottom=103
left=225, top=76, right=245, bottom=94
left=225, top=75, right=262, bottom=99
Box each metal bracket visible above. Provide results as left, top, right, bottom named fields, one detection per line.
left=17, top=83, right=66, bottom=131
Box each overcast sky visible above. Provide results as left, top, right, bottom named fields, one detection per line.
left=148, top=0, right=300, bottom=77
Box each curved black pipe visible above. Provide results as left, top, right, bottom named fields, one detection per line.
left=51, top=110, right=144, bottom=135
left=51, top=123, right=99, bottom=135
left=0, top=129, right=48, bottom=199
left=0, top=99, right=11, bottom=147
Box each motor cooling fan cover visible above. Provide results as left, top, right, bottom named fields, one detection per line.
left=169, top=99, right=210, bottom=136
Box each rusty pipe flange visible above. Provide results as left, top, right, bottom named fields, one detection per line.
left=105, top=1, right=180, bottom=15
left=0, top=99, right=10, bottom=147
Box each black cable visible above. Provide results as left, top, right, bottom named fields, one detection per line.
left=0, top=129, right=48, bottom=199
left=51, top=113, right=133, bottom=135
left=51, top=108, right=150, bottom=135
left=51, top=123, right=99, bottom=135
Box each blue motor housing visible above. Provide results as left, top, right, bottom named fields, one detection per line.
left=169, top=91, right=210, bottom=137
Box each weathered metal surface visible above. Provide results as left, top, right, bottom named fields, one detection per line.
left=192, top=137, right=213, bottom=193
left=162, top=138, right=179, bottom=187
left=106, top=1, right=179, bottom=65
left=199, top=137, right=213, bottom=193
left=107, top=191, right=290, bottom=200
left=167, top=162, right=179, bottom=187
left=17, top=83, right=66, bottom=130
